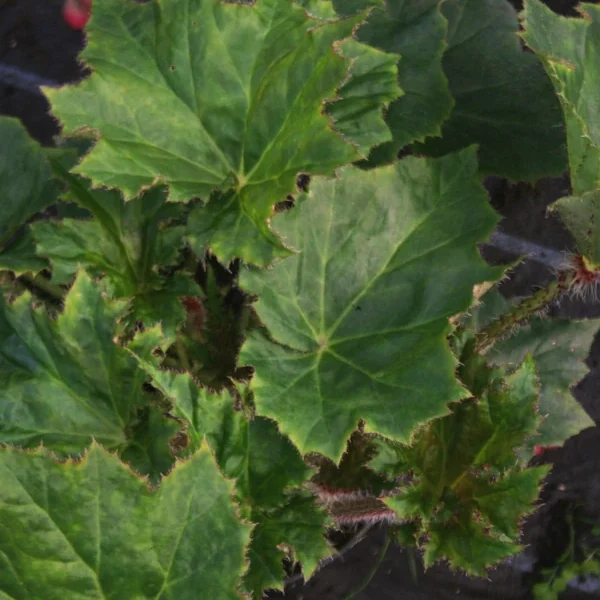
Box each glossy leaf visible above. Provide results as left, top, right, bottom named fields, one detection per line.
left=523, top=0, right=600, bottom=263
left=0, top=272, right=148, bottom=454
left=240, top=148, right=501, bottom=461
left=0, top=442, right=252, bottom=600
left=413, top=0, right=567, bottom=182
left=0, top=117, right=57, bottom=273
left=48, top=0, right=401, bottom=265
left=353, top=0, right=454, bottom=165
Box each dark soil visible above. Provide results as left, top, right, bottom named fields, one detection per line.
left=1, top=1, right=599, bottom=599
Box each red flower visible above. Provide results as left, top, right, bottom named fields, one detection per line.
left=63, top=0, right=92, bottom=30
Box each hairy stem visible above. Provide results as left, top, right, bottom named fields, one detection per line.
left=19, top=272, right=66, bottom=302
left=475, top=271, right=574, bottom=353
left=343, top=531, right=392, bottom=600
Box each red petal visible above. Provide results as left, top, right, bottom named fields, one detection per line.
left=63, top=0, right=91, bottom=30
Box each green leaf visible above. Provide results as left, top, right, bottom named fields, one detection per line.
left=327, top=38, right=401, bottom=156
left=0, top=117, right=55, bottom=240
left=399, top=355, right=539, bottom=493
left=244, top=495, right=330, bottom=598
left=552, top=193, right=600, bottom=266
left=332, top=0, right=383, bottom=16
left=47, top=0, right=402, bottom=265
left=310, top=431, right=393, bottom=496
left=523, top=1, right=600, bottom=151
left=130, top=330, right=311, bottom=504
left=32, top=185, right=182, bottom=291
left=128, top=332, right=229, bottom=451
left=0, top=442, right=252, bottom=600
left=413, top=0, right=567, bottom=182
left=523, top=0, right=600, bottom=262
left=210, top=412, right=312, bottom=509
left=468, top=289, right=598, bottom=450
left=0, top=230, right=47, bottom=275
left=486, top=311, right=598, bottom=451
left=129, top=329, right=323, bottom=596
left=120, top=405, right=182, bottom=485
left=473, top=466, right=550, bottom=537
left=32, top=174, right=198, bottom=341
left=353, top=0, right=454, bottom=165
left=424, top=520, right=520, bottom=576
left=0, top=272, right=150, bottom=454
left=296, top=0, right=338, bottom=20
left=240, top=148, right=501, bottom=461
left=0, top=117, right=58, bottom=273
left=381, top=354, right=545, bottom=573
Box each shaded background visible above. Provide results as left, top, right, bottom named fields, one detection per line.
left=0, top=0, right=598, bottom=597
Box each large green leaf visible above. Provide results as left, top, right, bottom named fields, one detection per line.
left=240, top=148, right=501, bottom=461
left=469, top=289, right=598, bottom=451
left=47, top=0, right=400, bottom=265
left=523, top=0, right=600, bottom=264
left=0, top=117, right=57, bottom=274
left=353, top=0, right=454, bottom=165
left=0, top=272, right=157, bottom=456
left=31, top=173, right=198, bottom=341
left=0, top=442, right=252, bottom=600
left=413, top=0, right=567, bottom=182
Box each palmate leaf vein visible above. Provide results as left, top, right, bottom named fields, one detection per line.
left=4, top=469, right=107, bottom=599
left=107, top=15, right=236, bottom=176
left=0, top=552, right=25, bottom=600
left=244, top=44, right=342, bottom=185
left=154, top=490, right=196, bottom=599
